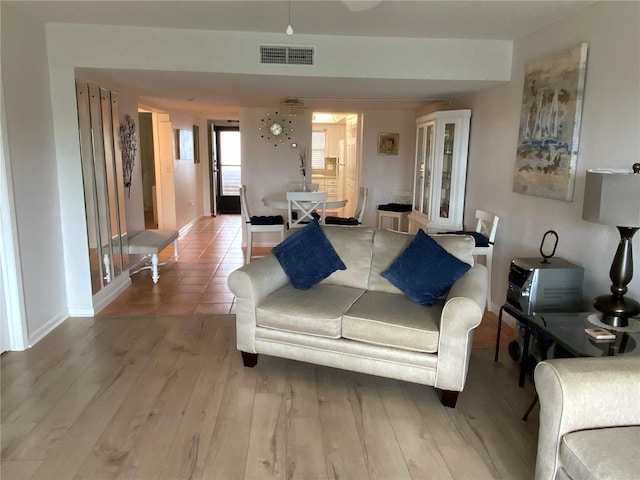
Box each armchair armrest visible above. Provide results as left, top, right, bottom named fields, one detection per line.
left=228, top=255, right=289, bottom=352
left=534, top=356, right=640, bottom=480
left=435, top=264, right=487, bottom=391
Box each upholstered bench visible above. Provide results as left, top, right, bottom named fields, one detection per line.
left=128, top=229, right=179, bottom=283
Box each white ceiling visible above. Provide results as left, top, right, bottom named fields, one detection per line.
left=8, top=0, right=595, bottom=118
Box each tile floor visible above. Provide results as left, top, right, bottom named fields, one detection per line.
left=100, top=215, right=248, bottom=316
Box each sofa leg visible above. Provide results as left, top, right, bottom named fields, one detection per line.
left=439, top=390, right=459, bottom=408
left=241, top=351, right=258, bottom=367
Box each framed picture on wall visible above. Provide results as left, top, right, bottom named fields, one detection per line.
left=513, top=43, right=589, bottom=201
left=193, top=125, right=200, bottom=164
left=378, top=133, right=399, bottom=155
left=175, top=128, right=194, bottom=161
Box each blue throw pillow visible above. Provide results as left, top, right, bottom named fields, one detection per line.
left=272, top=219, right=347, bottom=290
left=382, top=230, right=471, bottom=305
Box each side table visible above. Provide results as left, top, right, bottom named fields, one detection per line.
left=496, top=305, right=640, bottom=419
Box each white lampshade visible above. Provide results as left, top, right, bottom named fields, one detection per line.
left=582, top=168, right=640, bottom=227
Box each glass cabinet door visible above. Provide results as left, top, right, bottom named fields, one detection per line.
left=437, top=122, right=455, bottom=221
left=413, top=126, right=425, bottom=211
left=422, top=124, right=434, bottom=216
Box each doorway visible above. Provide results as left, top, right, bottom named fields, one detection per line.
left=213, top=125, right=241, bottom=214
left=311, top=112, right=361, bottom=217
left=139, top=112, right=157, bottom=229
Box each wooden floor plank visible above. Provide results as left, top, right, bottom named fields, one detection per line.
left=244, top=392, right=287, bottom=480
left=287, top=417, right=328, bottom=480
left=199, top=355, right=257, bottom=480
left=316, top=369, right=370, bottom=480
left=440, top=445, right=496, bottom=480
left=0, top=423, right=36, bottom=461
left=29, top=352, right=150, bottom=480
left=0, top=460, right=42, bottom=480
left=379, top=380, right=454, bottom=480
left=348, top=381, right=412, bottom=480
left=285, top=361, right=320, bottom=419
left=159, top=350, right=235, bottom=480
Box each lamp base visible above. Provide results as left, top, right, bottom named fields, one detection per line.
left=593, top=294, right=640, bottom=328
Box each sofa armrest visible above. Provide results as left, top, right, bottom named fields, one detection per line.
left=534, top=356, right=640, bottom=480
left=435, top=264, right=487, bottom=391
left=227, top=255, right=289, bottom=352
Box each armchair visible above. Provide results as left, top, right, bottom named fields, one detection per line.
left=534, top=356, right=640, bottom=480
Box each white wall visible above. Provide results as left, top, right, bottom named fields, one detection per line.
left=1, top=5, right=68, bottom=343
left=462, top=1, right=640, bottom=311
left=170, top=113, right=202, bottom=230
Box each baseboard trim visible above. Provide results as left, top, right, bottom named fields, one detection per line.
left=27, top=311, right=68, bottom=348
left=92, top=275, right=132, bottom=314
left=179, top=217, right=201, bottom=236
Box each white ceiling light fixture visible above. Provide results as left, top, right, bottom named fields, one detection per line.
left=286, top=0, right=294, bottom=35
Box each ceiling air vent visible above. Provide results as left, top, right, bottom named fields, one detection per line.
left=260, top=46, right=314, bottom=66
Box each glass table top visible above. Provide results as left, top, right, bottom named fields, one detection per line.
left=529, top=312, right=639, bottom=358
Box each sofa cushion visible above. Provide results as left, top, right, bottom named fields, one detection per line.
left=272, top=219, right=346, bottom=290
left=257, top=283, right=365, bottom=338
left=560, top=426, right=640, bottom=480
left=343, top=291, right=443, bottom=353
left=321, top=225, right=375, bottom=290
left=381, top=230, right=472, bottom=305
left=368, top=229, right=475, bottom=294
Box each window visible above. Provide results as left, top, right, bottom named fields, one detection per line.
left=311, top=129, right=326, bottom=169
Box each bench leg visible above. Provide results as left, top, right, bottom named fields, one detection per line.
left=151, top=254, right=159, bottom=283
left=173, top=238, right=179, bottom=261
left=103, top=253, right=111, bottom=283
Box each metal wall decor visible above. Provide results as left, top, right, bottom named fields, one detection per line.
left=259, top=112, right=294, bottom=147
left=119, top=114, right=137, bottom=197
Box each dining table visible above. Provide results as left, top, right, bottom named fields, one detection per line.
left=262, top=194, right=348, bottom=211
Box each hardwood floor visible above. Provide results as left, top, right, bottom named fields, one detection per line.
left=1, top=216, right=536, bottom=480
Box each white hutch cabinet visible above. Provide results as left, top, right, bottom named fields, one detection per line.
left=408, top=109, right=471, bottom=233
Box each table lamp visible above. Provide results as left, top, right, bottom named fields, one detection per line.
left=582, top=163, right=640, bottom=327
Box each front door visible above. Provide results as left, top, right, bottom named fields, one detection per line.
left=214, top=126, right=241, bottom=214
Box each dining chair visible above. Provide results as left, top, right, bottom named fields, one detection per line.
left=377, top=190, right=412, bottom=231
left=436, top=209, right=499, bottom=309
left=472, top=210, right=499, bottom=310
left=239, top=185, right=285, bottom=264
left=326, top=187, right=368, bottom=226
left=286, top=191, right=328, bottom=228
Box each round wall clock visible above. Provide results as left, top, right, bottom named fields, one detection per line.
left=259, top=112, right=294, bottom=147
left=270, top=122, right=283, bottom=137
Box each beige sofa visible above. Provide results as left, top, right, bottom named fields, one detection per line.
left=228, top=226, right=487, bottom=408
left=534, top=356, right=640, bottom=480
